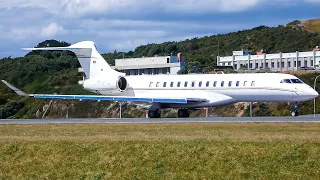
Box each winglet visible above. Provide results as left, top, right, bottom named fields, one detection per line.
left=1, top=80, right=29, bottom=96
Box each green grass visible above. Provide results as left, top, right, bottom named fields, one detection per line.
left=1, top=123, right=320, bottom=179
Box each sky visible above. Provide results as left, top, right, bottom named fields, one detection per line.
left=0, top=0, right=320, bottom=58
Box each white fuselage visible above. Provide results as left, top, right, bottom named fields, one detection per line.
left=83, top=73, right=318, bottom=109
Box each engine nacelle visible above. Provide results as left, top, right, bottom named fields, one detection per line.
left=83, top=76, right=128, bottom=93
left=116, top=76, right=128, bottom=91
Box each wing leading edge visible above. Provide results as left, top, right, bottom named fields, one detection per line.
left=1, top=80, right=207, bottom=104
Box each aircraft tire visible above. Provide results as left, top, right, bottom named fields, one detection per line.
left=178, top=109, right=190, bottom=118
left=148, top=109, right=161, bottom=118
left=291, top=111, right=299, bottom=117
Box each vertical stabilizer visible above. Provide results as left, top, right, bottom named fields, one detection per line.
left=22, top=41, right=123, bottom=79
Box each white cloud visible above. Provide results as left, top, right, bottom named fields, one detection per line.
left=40, top=22, right=67, bottom=38
left=0, top=0, right=273, bottom=17
left=0, top=0, right=319, bottom=58
left=1, top=0, right=320, bottom=17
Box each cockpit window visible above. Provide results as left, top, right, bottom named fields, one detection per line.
left=280, top=79, right=304, bottom=84
left=280, top=79, right=292, bottom=83
left=291, top=79, right=303, bottom=84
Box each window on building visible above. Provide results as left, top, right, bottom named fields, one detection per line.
left=288, top=61, right=291, bottom=67
left=199, top=81, right=202, bottom=87
left=228, top=81, right=232, bottom=87
left=177, top=82, right=181, bottom=87
left=170, top=82, right=174, bottom=87
left=163, top=82, right=167, bottom=87
left=236, top=81, right=240, bottom=87
left=294, top=61, right=297, bottom=67
left=311, top=60, right=314, bottom=66
left=251, top=81, right=255, bottom=86
left=156, top=82, right=160, bottom=87
left=244, top=81, right=247, bottom=87
left=192, top=81, right=195, bottom=87
left=221, top=81, right=225, bottom=87
left=149, top=82, right=153, bottom=87
left=271, top=62, right=274, bottom=68
left=213, top=81, right=217, bottom=87
left=184, top=81, right=188, bottom=87
left=206, top=81, right=210, bottom=87
left=167, top=58, right=170, bottom=63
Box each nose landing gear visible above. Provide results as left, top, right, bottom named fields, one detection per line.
left=291, top=102, right=299, bottom=117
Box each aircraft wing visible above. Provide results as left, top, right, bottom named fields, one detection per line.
left=1, top=80, right=207, bottom=104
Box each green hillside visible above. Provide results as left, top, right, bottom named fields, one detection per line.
left=1, top=21, right=320, bottom=119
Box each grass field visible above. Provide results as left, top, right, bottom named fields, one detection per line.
left=1, top=123, right=320, bottom=179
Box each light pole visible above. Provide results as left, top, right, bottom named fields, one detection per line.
left=119, top=102, right=122, bottom=118
left=314, top=75, right=320, bottom=117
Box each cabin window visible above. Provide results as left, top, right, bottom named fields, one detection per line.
left=236, top=81, right=240, bottom=87
left=228, top=81, right=232, bottom=87
left=199, top=81, right=202, bottom=87
left=149, top=82, right=153, bottom=87
left=156, top=82, right=160, bottom=87
left=206, top=81, right=210, bottom=87
left=192, top=81, right=195, bottom=87
left=221, top=81, right=225, bottom=87
left=213, top=81, right=217, bottom=87
left=163, top=82, right=167, bottom=87
left=251, top=81, right=255, bottom=87
left=244, top=81, right=247, bottom=87
left=177, top=82, right=181, bottom=87
left=184, top=81, right=188, bottom=87
left=170, top=82, right=174, bottom=87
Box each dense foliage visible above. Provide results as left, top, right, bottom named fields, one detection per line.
left=0, top=22, right=320, bottom=118
left=105, top=25, right=320, bottom=73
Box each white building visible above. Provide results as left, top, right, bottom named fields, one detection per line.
left=217, top=50, right=320, bottom=71
left=111, top=54, right=187, bottom=75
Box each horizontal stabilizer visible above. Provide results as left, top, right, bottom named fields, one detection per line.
left=1, top=80, right=29, bottom=96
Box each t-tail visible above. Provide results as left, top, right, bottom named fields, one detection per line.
left=22, top=41, right=123, bottom=79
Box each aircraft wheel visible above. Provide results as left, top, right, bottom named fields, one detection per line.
left=291, top=111, right=299, bottom=117
left=148, top=109, right=161, bottom=118
left=148, top=104, right=161, bottom=118
left=178, top=109, right=189, bottom=118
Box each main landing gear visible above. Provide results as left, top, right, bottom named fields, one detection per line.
left=178, top=109, right=190, bottom=118
left=291, top=101, right=299, bottom=117
left=148, top=104, right=161, bottom=118
left=147, top=104, right=191, bottom=118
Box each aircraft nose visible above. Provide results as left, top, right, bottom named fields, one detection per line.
left=311, top=89, right=319, bottom=98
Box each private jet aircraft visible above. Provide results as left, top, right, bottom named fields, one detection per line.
left=2, top=41, right=318, bottom=118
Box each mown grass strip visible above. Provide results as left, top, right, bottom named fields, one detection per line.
left=0, top=123, right=320, bottom=179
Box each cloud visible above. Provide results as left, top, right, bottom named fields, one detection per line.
left=0, top=0, right=320, bottom=58
left=0, top=0, right=272, bottom=17
left=40, top=23, right=67, bottom=38
left=2, top=0, right=320, bottom=17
